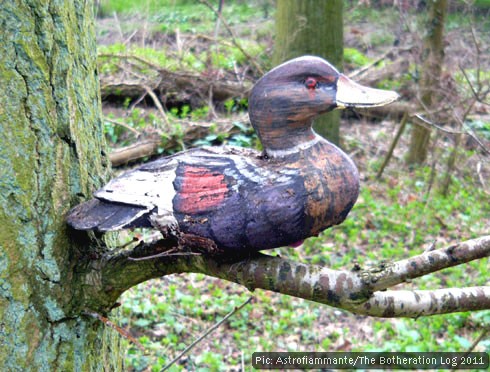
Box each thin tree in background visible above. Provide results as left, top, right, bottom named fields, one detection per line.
left=406, top=0, right=448, bottom=165
left=273, top=0, right=343, bottom=145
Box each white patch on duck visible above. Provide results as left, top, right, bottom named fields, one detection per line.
left=95, top=159, right=179, bottom=227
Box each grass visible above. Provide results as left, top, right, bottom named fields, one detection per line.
left=97, top=0, right=272, bottom=35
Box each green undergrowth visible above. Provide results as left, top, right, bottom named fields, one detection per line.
left=98, top=0, right=271, bottom=34
left=98, top=40, right=264, bottom=75
left=97, top=0, right=270, bottom=81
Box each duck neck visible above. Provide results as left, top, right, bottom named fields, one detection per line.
left=266, top=127, right=321, bottom=158
left=251, top=116, right=321, bottom=158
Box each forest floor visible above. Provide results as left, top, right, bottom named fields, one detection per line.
left=95, top=2, right=490, bottom=371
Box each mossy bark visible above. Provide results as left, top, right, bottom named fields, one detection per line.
left=0, top=1, right=121, bottom=370
left=273, top=0, right=343, bottom=145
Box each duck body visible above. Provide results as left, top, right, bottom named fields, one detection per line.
left=67, top=56, right=397, bottom=253
left=69, top=138, right=358, bottom=251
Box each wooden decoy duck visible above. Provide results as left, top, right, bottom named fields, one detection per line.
left=67, top=56, right=398, bottom=252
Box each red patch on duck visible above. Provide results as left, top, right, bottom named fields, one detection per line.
left=178, top=166, right=228, bottom=214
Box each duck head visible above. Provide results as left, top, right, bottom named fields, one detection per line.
left=249, top=56, right=398, bottom=156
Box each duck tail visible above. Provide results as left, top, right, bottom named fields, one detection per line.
left=66, top=198, right=151, bottom=232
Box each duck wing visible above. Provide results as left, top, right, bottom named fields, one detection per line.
left=66, top=152, right=180, bottom=232
left=66, top=146, right=294, bottom=229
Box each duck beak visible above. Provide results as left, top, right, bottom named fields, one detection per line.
left=335, top=74, right=399, bottom=109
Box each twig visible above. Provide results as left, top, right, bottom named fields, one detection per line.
left=460, top=123, right=490, bottom=157
left=412, top=113, right=490, bottom=156
left=213, top=0, right=224, bottom=40
left=160, top=296, right=253, bottom=371
left=459, top=64, right=480, bottom=100
left=476, top=162, right=488, bottom=193
left=451, top=326, right=489, bottom=371
left=348, top=48, right=394, bottom=79
left=440, top=128, right=462, bottom=197
left=104, top=117, right=141, bottom=136
left=128, top=91, right=149, bottom=112
left=98, top=53, right=163, bottom=71
left=198, top=0, right=264, bottom=75
left=376, top=111, right=408, bottom=179
left=123, top=29, right=138, bottom=45
left=192, top=33, right=244, bottom=51
left=82, top=310, right=145, bottom=352
left=412, top=113, right=461, bottom=134
left=466, top=326, right=489, bottom=353
left=112, top=12, right=123, bottom=40
left=454, top=102, right=490, bottom=156
left=112, top=61, right=170, bottom=127
left=142, top=85, right=169, bottom=126
left=129, top=250, right=201, bottom=261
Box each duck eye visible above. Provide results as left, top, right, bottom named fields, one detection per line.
left=304, top=77, right=318, bottom=90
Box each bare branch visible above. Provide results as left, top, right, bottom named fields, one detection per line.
left=348, top=48, right=394, bottom=80
left=465, top=326, right=489, bottom=355
left=376, top=112, right=408, bottom=179
left=412, top=113, right=463, bottom=134
left=360, top=287, right=490, bottom=317
left=84, top=235, right=490, bottom=318
left=369, top=235, right=490, bottom=291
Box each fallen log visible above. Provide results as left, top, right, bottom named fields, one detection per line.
left=107, top=119, right=243, bottom=166
left=101, top=76, right=251, bottom=103
left=355, top=101, right=416, bottom=119
left=98, top=54, right=252, bottom=105
left=109, top=137, right=162, bottom=167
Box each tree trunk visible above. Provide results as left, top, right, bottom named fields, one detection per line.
left=406, top=0, right=447, bottom=165
left=274, top=0, right=343, bottom=145
left=0, top=1, right=122, bottom=370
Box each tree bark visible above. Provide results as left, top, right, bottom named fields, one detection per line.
left=274, top=0, right=343, bottom=145
left=406, top=0, right=448, bottom=165
left=0, top=1, right=121, bottom=370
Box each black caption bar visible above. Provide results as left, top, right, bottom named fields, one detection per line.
left=252, top=352, right=489, bottom=369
